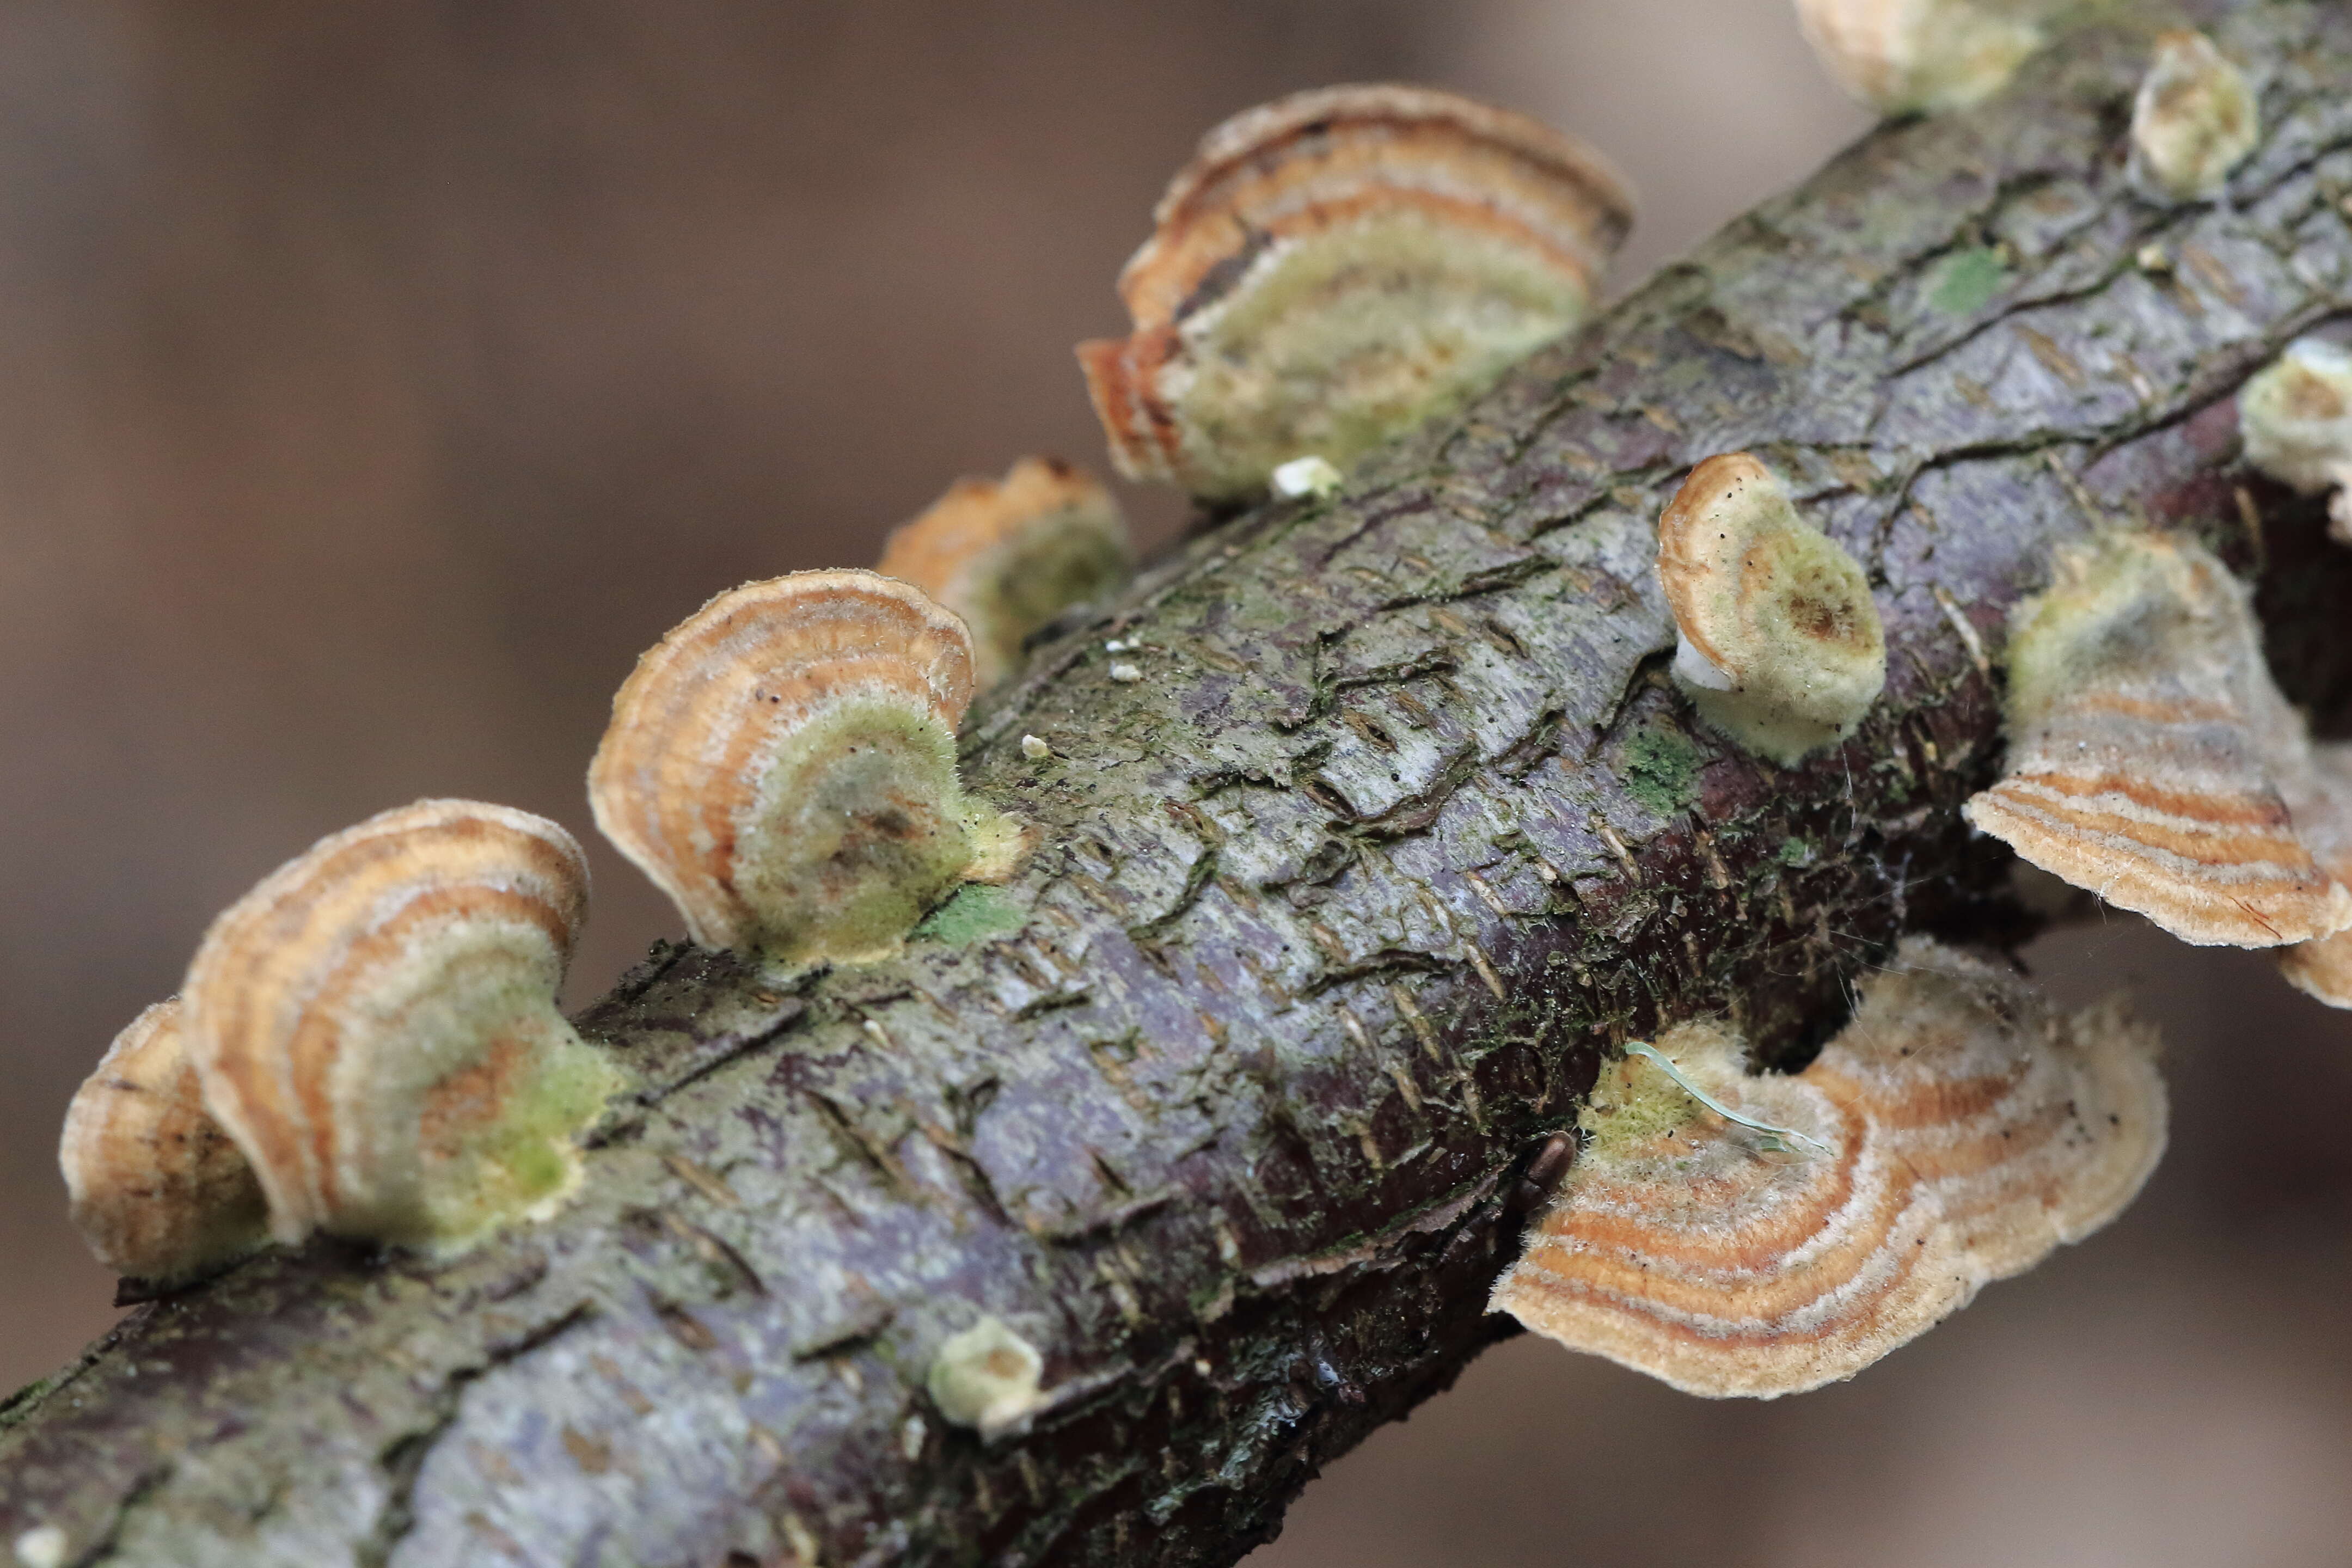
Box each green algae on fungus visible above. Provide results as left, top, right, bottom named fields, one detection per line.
left=877, top=457, right=1133, bottom=689
left=181, top=800, right=621, bottom=1254
left=589, top=571, right=1029, bottom=970
left=1077, top=83, right=1633, bottom=501
left=1655, top=454, right=1886, bottom=766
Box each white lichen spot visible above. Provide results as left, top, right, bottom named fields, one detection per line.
left=900, top=1413, right=928, bottom=1460
left=1270, top=455, right=1345, bottom=499
left=1108, top=661, right=1144, bottom=683
left=14, top=1526, right=68, bottom=1568
left=927, top=1315, right=1046, bottom=1437
left=2135, top=243, right=2171, bottom=273
left=1020, top=733, right=1052, bottom=760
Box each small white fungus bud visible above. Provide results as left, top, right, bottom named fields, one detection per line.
left=1270, top=455, right=1345, bottom=499
left=14, top=1527, right=69, bottom=1568
left=927, top=1315, right=1046, bottom=1436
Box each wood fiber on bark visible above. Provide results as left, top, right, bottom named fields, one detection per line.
left=5, top=4, right=2351, bottom=1564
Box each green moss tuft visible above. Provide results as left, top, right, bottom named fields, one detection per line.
left=1621, top=722, right=1706, bottom=819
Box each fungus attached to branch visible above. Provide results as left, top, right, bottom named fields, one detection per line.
left=58, top=999, right=271, bottom=1287
left=1793, top=0, right=2045, bottom=116
left=2238, top=337, right=2352, bottom=544
left=589, top=570, right=1024, bottom=967
left=2277, top=743, right=2352, bottom=1009
left=1490, top=938, right=2166, bottom=1399
left=182, top=800, right=619, bottom=1252
left=926, top=1316, right=1048, bottom=1438
left=1962, top=531, right=2352, bottom=947
left=1655, top=452, right=1886, bottom=765
left=1076, top=83, right=1634, bottom=502
left=2127, top=30, right=2258, bottom=206
left=875, top=457, right=1132, bottom=688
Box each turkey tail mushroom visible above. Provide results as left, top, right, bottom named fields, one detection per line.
left=875, top=457, right=1131, bottom=688
left=59, top=999, right=271, bottom=1288
left=589, top=570, right=1025, bottom=968
left=182, top=800, right=618, bottom=1252
left=1962, top=531, right=2352, bottom=948
left=1077, top=83, right=1633, bottom=502
left=1491, top=939, right=2165, bottom=1398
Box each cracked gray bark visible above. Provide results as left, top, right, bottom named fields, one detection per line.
left=5, top=4, right=2351, bottom=1564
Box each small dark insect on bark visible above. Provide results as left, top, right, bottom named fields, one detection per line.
left=1512, top=1131, right=1578, bottom=1216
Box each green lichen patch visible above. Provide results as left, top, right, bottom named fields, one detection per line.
left=914, top=883, right=1029, bottom=947
left=1928, top=246, right=2008, bottom=315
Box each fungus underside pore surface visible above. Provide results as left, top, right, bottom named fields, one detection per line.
left=7, top=4, right=2352, bottom=1564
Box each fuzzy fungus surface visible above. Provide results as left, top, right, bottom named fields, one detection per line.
left=1963, top=531, right=2352, bottom=948
left=2276, top=742, right=2352, bottom=1007
left=1490, top=939, right=2166, bottom=1398
left=1794, top=0, right=2045, bottom=115
left=57, top=999, right=270, bottom=1288
left=1656, top=452, right=1887, bottom=765
left=877, top=457, right=1134, bottom=689
left=589, top=570, right=1024, bottom=967
left=2238, top=336, right=2352, bottom=541
left=1078, top=83, right=1633, bottom=501
left=182, top=799, right=620, bottom=1252
left=926, top=1316, right=1049, bottom=1437
left=2129, top=29, right=2260, bottom=205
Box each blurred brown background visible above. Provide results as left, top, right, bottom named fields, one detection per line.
left=2, top=4, right=2344, bottom=1564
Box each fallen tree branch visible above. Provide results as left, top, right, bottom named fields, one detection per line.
left=5, top=3, right=2350, bottom=1564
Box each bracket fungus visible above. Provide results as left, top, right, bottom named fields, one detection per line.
left=2238, top=337, right=2352, bottom=543
left=183, top=800, right=619, bottom=1251
left=1962, top=530, right=2352, bottom=947
left=926, top=1316, right=1048, bottom=1438
left=1655, top=452, right=1886, bottom=765
left=58, top=999, right=271, bottom=1287
left=2127, top=30, right=2258, bottom=206
left=1793, top=0, right=2045, bottom=116
left=1076, top=82, right=1633, bottom=501
left=1491, top=938, right=2166, bottom=1398
left=589, top=569, right=1024, bottom=967
left=874, top=456, right=1133, bottom=688
left=2277, top=744, right=2352, bottom=1008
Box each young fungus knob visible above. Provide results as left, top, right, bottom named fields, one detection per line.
left=183, top=800, right=618, bottom=1251
left=2238, top=337, right=2352, bottom=544
left=589, top=569, right=1022, bottom=967
left=926, top=1315, right=1047, bottom=1437
left=875, top=457, right=1132, bottom=688
left=1793, top=0, right=2045, bottom=115
left=2128, top=30, right=2258, bottom=206
left=1656, top=452, right=1886, bottom=765
left=1491, top=938, right=2166, bottom=1398
left=1962, top=531, right=2352, bottom=947
left=58, top=999, right=271, bottom=1287
left=1076, top=83, right=1634, bottom=501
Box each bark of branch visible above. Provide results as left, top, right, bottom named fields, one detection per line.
left=7, top=4, right=2351, bottom=1564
